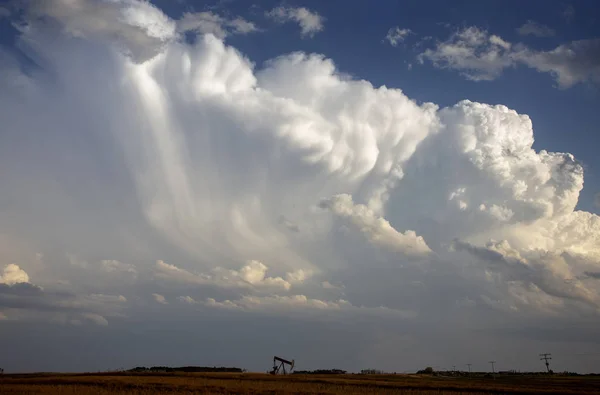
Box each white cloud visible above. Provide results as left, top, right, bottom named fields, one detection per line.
left=454, top=240, right=599, bottom=310
left=177, top=295, right=197, bottom=304
left=321, top=281, right=344, bottom=291
left=5, top=6, right=597, bottom=315
left=201, top=294, right=415, bottom=319
left=517, top=20, right=555, bottom=37
left=516, top=39, right=600, bottom=88
left=385, top=27, right=413, bottom=47
left=81, top=312, right=109, bottom=326
left=177, top=11, right=258, bottom=39
left=0, top=264, right=30, bottom=285
left=419, top=26, right=600, bottom=88
left=418, top=27, right=514, bottom=81
left=155, top=260, right=190, bottom=276
left=155, top=260, right=292, bottom=291
left=209, top=294, right=348, bottom=311
left=319, top=194, right=432, bottom=256
left=152, top=293, right=168, bottom=304
left=100, top=259, right=137, bottom=275
left=436, top=100, right=584, bottom=221
left=229, top=17, right=259, bottom=34
left=236, top=260, right=276, bottom=284
left=266, top=6, right=324, bottom=37
left=286, top=268, right=312, bottom=284
left=88, top=293, right=127, bottom=303
left=215, top=260, right=292, bottom=290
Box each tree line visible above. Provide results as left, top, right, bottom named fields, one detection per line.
left=128, top=366, right=243, bottom=373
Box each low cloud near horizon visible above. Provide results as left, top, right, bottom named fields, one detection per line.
left=1, top=0, right=599, bottom=374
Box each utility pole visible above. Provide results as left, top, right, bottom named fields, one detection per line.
left=489, top=361, right=496, bottom=379
left=466, top=363, right=472, bottom=376
left=540, top=353, right=552, bottom=373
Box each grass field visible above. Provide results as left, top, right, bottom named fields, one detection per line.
left=1, top=372, right=600, bottom=394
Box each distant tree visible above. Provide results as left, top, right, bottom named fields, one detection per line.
left=128, top=366, right=243, bottom=373
left=360, top=369, right=384, bottom=375
left=293, top=369, right=347, bottom=375
left=417, top=366, right=434, bottom=374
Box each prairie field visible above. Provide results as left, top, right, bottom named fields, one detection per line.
left=1, top=372, right=600, bottom=394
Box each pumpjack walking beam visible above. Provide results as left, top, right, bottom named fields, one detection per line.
left=270, top=356, right=295, bottom=375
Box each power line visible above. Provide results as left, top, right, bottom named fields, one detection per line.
left=540, top=353, right=552, bottom=373
left=466, top=364, right=472, bottom=376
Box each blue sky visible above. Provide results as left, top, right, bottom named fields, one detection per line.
left=1, top=0, right=600, bottom=374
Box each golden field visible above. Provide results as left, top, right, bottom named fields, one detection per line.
left=1, top=372, right=600, bottom=394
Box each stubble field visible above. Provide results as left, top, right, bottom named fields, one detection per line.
left=1, top=372, right=599, bottom=394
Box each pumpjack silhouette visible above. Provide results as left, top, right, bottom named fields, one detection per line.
left=269, top=356, right=295, bottom=375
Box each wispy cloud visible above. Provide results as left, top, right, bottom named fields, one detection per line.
left=152, top=293, right=168, bottom=305
left=517, top=20, right=555, bottom=37
left=384, top=26, right=413, bottom=46
left=266, top=6, right=324, bottom=37
left=563, top=4, right=575, bottom=23
left=419, top=26, right=600, bottom=88
left=418, top=27, right=513, bottom=81
left=178, top=11, right=259, bottom=39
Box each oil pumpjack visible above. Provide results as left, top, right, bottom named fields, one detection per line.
left=270, top=356, right=295, bottom=375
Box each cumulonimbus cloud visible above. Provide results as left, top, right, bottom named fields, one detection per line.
left=0, top=0, right=599, bottom=330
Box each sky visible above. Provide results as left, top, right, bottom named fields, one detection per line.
left=0, top=0, right=600, bottom=374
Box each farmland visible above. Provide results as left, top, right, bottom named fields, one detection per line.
left=1, top=372, right=600, bottom=394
